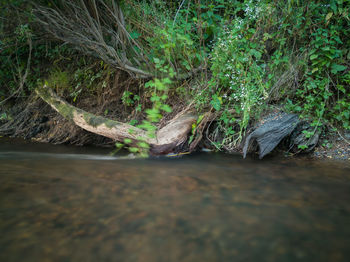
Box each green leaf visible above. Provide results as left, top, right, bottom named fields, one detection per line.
left=145, top=108, right=160, bottom=115
left=326, top=12, right=333, bottom=21
left=330, top=1, right=337, bottom=13
left=294, top=106, right=302, bottom=112
left=160, top=104, right=172, bottom=113
left=137, top=142, right=150, bottom=149
left=210, top=94, right=221, bottom=111
left=150, top=96, right=160, bottom=102
left=250, top=49, right=262, bottom=59
left=331, top=64, right=347, bottom=74
left=298, top=145, right=308, bottom=150
left=129, top=31, right=140, bottom=40
left=124, top=138, right=132, bottom=144
left=129, top=119, right=138, bottom=126
left=115, top=142, right=124, bottom=149
left=160, top=94, right=168, bottom=100
left=310, top=54, right=318, bottom=60
left=129, top=147, right=139, bottom=153
left=154, top=79, right=165, bottom=90
left=196, top=115, right=204, bottom=124
left=145, top=81, right=154, bottom=88
left=162, top=78, right=172, bottom=84
left=338, top=85, right=346, bottom=94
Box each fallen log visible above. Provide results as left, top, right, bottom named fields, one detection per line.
left=35, top=85, right=196, bottom=155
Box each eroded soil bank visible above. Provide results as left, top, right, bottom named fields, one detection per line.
left=1, top=95, right=349, bottom=161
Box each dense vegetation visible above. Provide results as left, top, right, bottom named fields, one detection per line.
left=1, top=0, right=349, bottom=154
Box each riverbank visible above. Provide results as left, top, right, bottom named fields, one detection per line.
left=1, top=98, right=349, bottom=162
left=1, top=1, right=349, bottom=160
left=312, top=137, right=350, bottom=161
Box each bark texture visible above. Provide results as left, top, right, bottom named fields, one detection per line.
left=243, top=113, right=299, bottom=159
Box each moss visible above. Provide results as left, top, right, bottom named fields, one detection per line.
left=36, top=86, right=121, bottom=129
left=84, top=113, right=106, bottom=127
left=35, top=87, right=51, bottom=103
left=56, top=103, right=75, bottom=119
left=105, top=119, right=118, bottom=128
left=82, top=112, right=119, bottom=128
left=36, top=87, right=73, bottom=119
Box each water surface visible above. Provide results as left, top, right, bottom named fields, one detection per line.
left=1, top=138, right=350, bottom=262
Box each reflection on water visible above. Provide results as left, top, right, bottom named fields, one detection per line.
left=0, top=138, right=350, bottom=262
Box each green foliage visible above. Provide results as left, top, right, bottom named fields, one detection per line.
left=0, top=113, right=10, bottom=121
left=122, top=91, right=140, bottom=107
left=209, top=9, right=269, bottom=144
left=0, top=23, right=33, bottom=96
left=2, top=0, right=350, bottom=154
left=119, top=59, right=174, bottom=156
left=298, top=144, right=308, bottom=150
left=195, top=0, right=350, bottom=150
left=122, top=0, right=228, bottom=75
left=71, top=65, right=104, bottom=102
left=280, top=0, right=350, bottom=129
left=0, top=0, right=76, bottom=99
left=38, top=58, right=111, bottom=102
left=138, top=59, right=174, bottom=137
left=46, top=70, right=70, bottom=92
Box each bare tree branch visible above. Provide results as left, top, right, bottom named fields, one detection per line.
left=34, top=0, right=152, bottom=78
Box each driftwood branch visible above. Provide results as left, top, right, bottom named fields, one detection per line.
left=34, top=0, right=152, bottom=78
left=35, top=85, right=196, bottom=154
left=33, top=0, right=201, bottom=81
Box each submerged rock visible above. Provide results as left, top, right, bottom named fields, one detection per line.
left=243, top=113, right=300, bottom=159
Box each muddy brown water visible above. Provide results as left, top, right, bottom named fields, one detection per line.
left=0, top=138, right=350, bottom=262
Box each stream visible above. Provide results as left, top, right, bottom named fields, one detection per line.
left=1, top=138, right=350, bottom=262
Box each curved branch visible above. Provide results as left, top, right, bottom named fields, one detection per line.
left=35, top=85, right=196, bottom=154
left=35, top=85, right=151, bottom=143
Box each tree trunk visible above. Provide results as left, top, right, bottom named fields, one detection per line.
left=35, top=85, right=196, bottom=154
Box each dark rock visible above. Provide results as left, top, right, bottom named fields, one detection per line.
left=243, top=113, right=299, bottom=159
